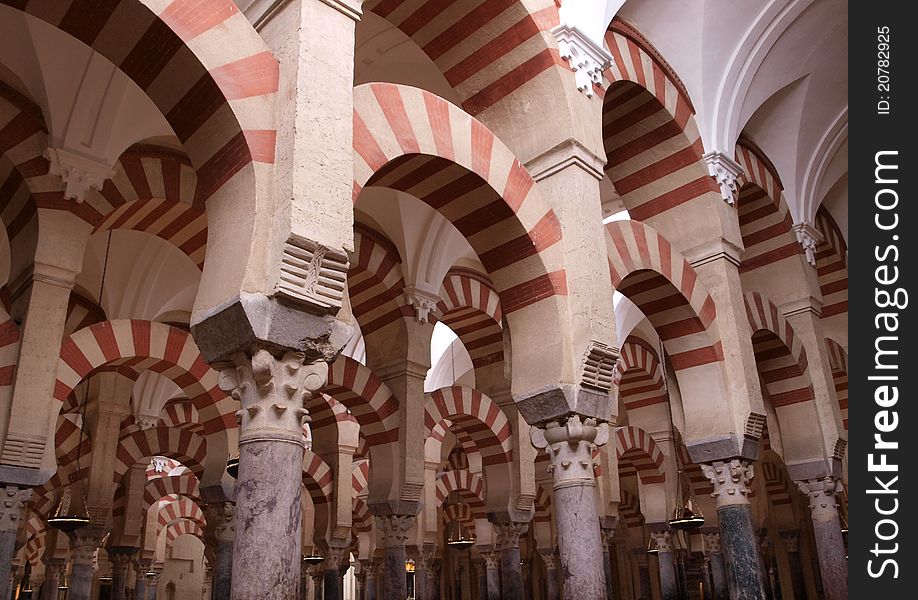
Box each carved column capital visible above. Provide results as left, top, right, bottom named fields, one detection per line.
left=483, top=551, right=501, bottom=570
left=67, top=528, right=104, bottom=566
left=538, top=550, right=559, bottom=571
left=792, top=222, right=825, bottom=267
left=701, top=532, right=723, bottom=556
left=403, top=286, right=441, bottom=324
left=415, top=547, right=434, bottom=572
left=551, top=23, right=613, bottom=98
left=45, top=147, right=114, bottom=203
left=494, top=522, right=528, bottom=550
left=106, top=547, right=136, bottom=574
left=701, top=459, right=755, bottom=506
left=218, top=348, right=328, bottom=444
left=780, top=530, right=800, bottom=553
left=797, top=476, right=841, bottom=522
left=702, top=151, right=744, bottom=205
left=0, top=485, right=31, bottom=532
left=649, top=530, right=674, bottom=553
left=206, top=502, right=237, bottom=543
left=531, top=414, right=609, bottom=489
left=375, top=514, right=415, bottom=547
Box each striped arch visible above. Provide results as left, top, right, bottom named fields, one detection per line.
left=2, top=0, right=278, bottom=204
left=156, top=497, right=205, bottom=533
left=825, top=339, right=848, bottom=430
left=605, top=220, right=722, bottom=372
left=353, top=82, right=566, bottom=318
left=533, top=483, right=552, bottom=524
left=302, top=450, right=334, bottom=507
left=0, top=89, right=46, bottom=251
left=761, top=461, right=794, bottom=507
left=815, top=206, right=848, bottom=319
left=54, top=414, right=90, bottom=469
left=164, top=519, right=204, bottom=545
left=602, top=23, right=719, bottom=223
left=618, top=337, right=667, bottom=411
left=160, top=399, right=203, bottom=434
left=352, top=497, right=373, bottom=533
left=362, top=1, right=562, bottom=116
left=436, top=469, right=486, bottom=516
left=55, top=320, right=233, bottom=433
left=143, top=473, right=201, bottom=512
left=425, top=386, right=512, bottom=465
left=326, top=355, right=399, bottom=446
left=352, top=459, right=370, bottom=498
left=615, top=426, right=666, bottom=485
left=734, top=142, right=802, bottom=273
left=441, top=502, right=476, bottom=527
left=619, top=489, right=644, bottom=528
left=431, top=422, right=481, bottom=464
left=436, top=268, right=504, bottom=369
left=743, top=292, right=815, bottom=409
left=348, top=224, right=410, bottom=336
left=64, top=292, right=106, bottom=337
left=0, top=306, right=19, bottom=400
left=309, top=394, right=359, bottom=436
left=115, top=427, right=207, bottom=482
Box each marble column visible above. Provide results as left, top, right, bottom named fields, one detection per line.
left=365, top=561, right=377, bottom=600
left=219, top=351, right=331, bottom=599
left=415, top=547, right=433, bottom=600
left=0, top=485, right=31, bottom=600
left=132, top=557, right=151, bottom=600
left=355, top=569, right=367, bottom=600
left=634, top=550, right=653, bottom=600
left=308, top=567, right=323, bottom=600
left=494, top=522, right=527, bottom=600
left=484, top=552, right=501, bottom=600
left=521, top=560, right=531, bottom=600
left=649, top=531, right=677, bottom=600
left=601, top=529, right=615, bottom=600
left=797, top=477, right=846, bottom=600
left=67, top=529, right=103, bottom=600
left=205, top=502, right=235, bottom=600
left=39, top=559, right=65, bottom=600
left=429, top=560, right=442, bottom=600
left=531, top=416, right=609, bottom=599
left=322, top=550, right=346, bottom=600
left=780, top=531, right=806, bottom=600
left=539, top=551, right=560, bottom=600
left=107, top=547, right=135, bottom=600
left=702, top=532, right=728, bottom=600
left=376, top=514, right=414, bottom=600
left=147, top=566, right=162, bottom=600
left=701, top=557, right=714, bottom=600
left=757, top=531, right=775, bottom=600
left=475, top=560, right=488, bottom=600
left=701, top=460, right=767, bottom=599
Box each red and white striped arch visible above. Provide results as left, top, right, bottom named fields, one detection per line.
left=161, top=399, right=203, bottom=434
left=64, top=292, right=107, bottom=337
left=156, top=497, right=205, bottom=533
left=436, top=469, right=486, bottom=516
left=533, top=483, right=552, bottom=524
left=744, top=292, right=815, bottom=410
left=326, top=355, right=400, bottom=446
left=436, top=268, right=504, bottom=369
left=441, top=501, right=476, bottom=527
left=352, top=459, right=370, bottom=498
left=115, top=427, right=207, bottom=482
left=0, top=88, right=47, bottom=247
left=144, top=473, right=201, bottom=512
left=309, top=393, right=359, bottom=438
left=425, top=386, right=512, bottom=465
left=2, top=0, right=278, bottom=205
left=619, top=489, right=643, bottom=528
left=352, top=497, right=373, bottom=533
left=302, top=450, right=334, bottom=507
left=349, top=223, right=411, bottom=336
left=353, top=82, right=566, bottom=317
left=363, top=1, right=562, bottom=116
left=815, top=207, right=848, bottom=320
left=164, top=519, right=204, bottom=545
left=605, top=219, right=722, bottom=373
left=602, top=24, right=718, bottom=223
left=615, top=426, right=666, bottom=485
left=55, top=320, right=234, bottom=432
left=430, top=421, right=482, bottom=462
left=0, top=306, right=19, bottom=399
left=761, top=461, right=794, bottom=507
left=825, top=339, right=848, bottom=430
left=734, top=143, right=801, bottom=274
left=618, top=337, right=667, bottom=411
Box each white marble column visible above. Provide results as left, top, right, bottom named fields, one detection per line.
left=0, top=485, right=30, bottom=599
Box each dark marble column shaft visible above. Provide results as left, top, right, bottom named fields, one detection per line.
left=366, top=568, right=377, bottom=600
left=539, top=551, right=560, bottom=600
left=205, top=500, right=235, bottom=600
left=495, top=523, right=526, bottom=600
left=798, top=478, right=847, bottom=600
left=39, top=560, right=64, bottom=600
left=780, top=531, right=806, bottom=600
left=531, top=416, right=609, bottom=599
left=602, top=531, right=615, bottom=600
left=701, top=460, right=767, bottom=600
left=650, top=532, right=678, bottom=600
left=484, top=552, right=501, bottom=600
left=376, top=515, right=414, bottom=600
left=107, top=547, right=135, bottom=600
left=636, top=552, right=653, bottom=600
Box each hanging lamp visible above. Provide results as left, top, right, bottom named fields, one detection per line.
left=302, top=554, right=325, bottom=567
left=445, top=519, right=475, bottom=550
left=646, top=536, right=659, bottom=555
left=226, top=454, right=240, bottom=479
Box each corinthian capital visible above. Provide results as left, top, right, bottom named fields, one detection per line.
left=0, top=485, right=31, bottom=532
left=700, top=459, right=755, bottom=506
left=494, top=522, right=529, bottom=550
left=797, top=476, right=840, bottom=522
left=206, top=502, right=237, bottom=543
left=530, top=414, right=609, bottom=488
left=218, top=347, right=328, bottom=443
left=375, top=514, right=414, bottom=547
